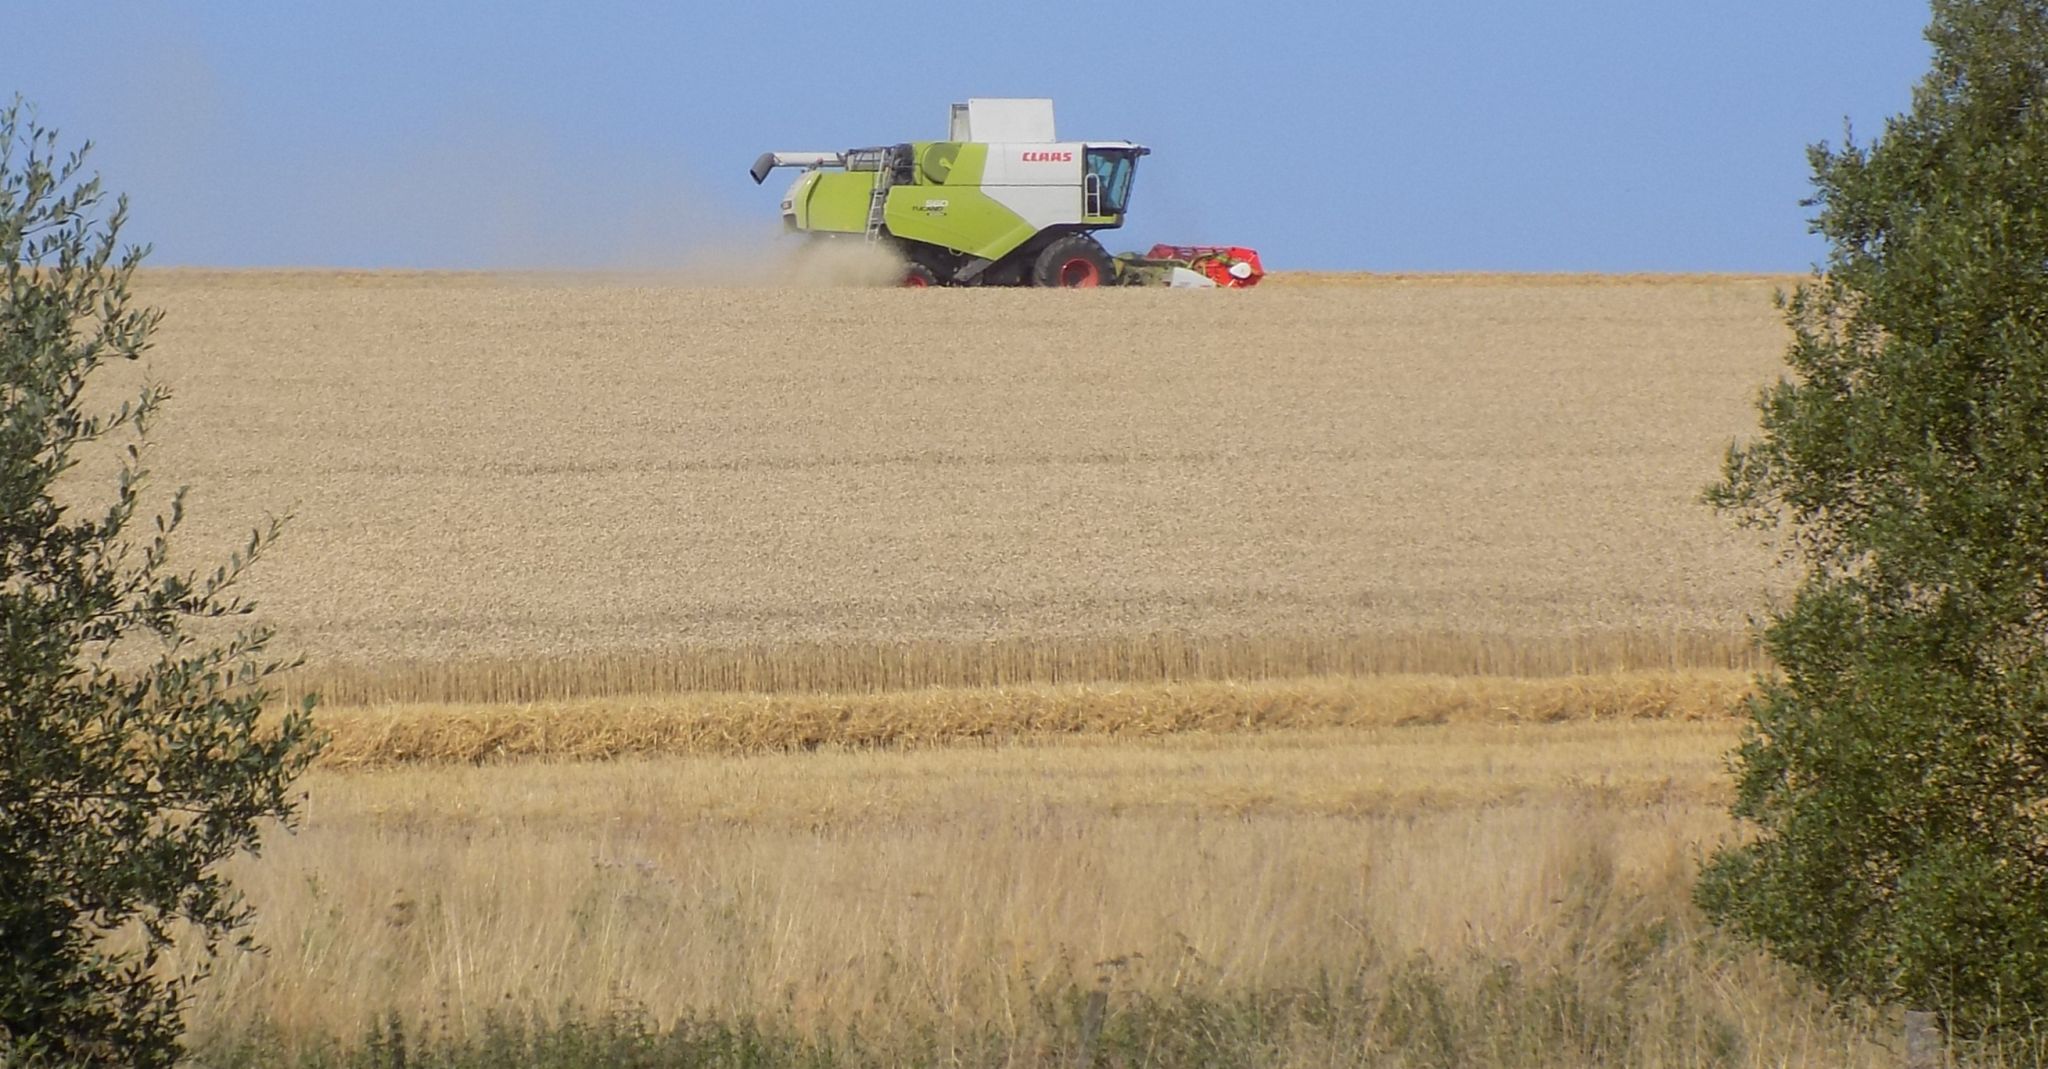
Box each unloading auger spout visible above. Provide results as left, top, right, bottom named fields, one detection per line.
left=749, top=152, right=847, bottom=186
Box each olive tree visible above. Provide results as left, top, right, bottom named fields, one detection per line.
left=1698, top=0, right=2048, bottom=1048
left=1, top=100, right=319, bottom=1067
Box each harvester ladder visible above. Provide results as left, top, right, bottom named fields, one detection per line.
left=864, top=162, right=893, bottom=242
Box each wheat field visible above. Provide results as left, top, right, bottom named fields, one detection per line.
left=104, top=272, right=1864, bottom=1064
left=121, top=270, right=1796, bottom=703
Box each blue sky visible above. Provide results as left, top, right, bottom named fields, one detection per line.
left=5, top=2, right=1934, bottom=272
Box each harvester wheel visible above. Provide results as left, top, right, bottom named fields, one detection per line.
left=1031, top=235, right=1111, bottom=288
left=902, top=263, right=938, bottom=288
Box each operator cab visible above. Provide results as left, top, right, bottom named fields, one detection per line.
left=1083, top=143, right=1148, bottom=217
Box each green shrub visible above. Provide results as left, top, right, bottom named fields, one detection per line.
left=1699, top=0, right=2048, bottom=1050
left=0, top=101, right=319, bottom=1067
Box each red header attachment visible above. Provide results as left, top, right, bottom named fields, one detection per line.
left=1146, top=245, right=1265, bottom=288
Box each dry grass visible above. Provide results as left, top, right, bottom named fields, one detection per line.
left=311, top=669, right=1754, bottom=766
left=184, top=721, right=1883, bottom=1066
left=118, top=271, right=1791, bottom=698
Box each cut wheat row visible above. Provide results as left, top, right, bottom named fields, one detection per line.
left=309, top=669, right=1758, bottom=767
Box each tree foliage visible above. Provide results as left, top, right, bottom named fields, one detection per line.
left=1, top=101, right=320, bottom=1066
left=1699, top=0, right=2048, bottom=1044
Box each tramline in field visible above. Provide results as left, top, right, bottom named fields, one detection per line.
left=749, top=98, right=1264, bottom=288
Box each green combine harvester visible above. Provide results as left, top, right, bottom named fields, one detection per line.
left=750, top=98, right=1263, bottom=288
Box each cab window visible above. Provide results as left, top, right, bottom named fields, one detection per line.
left=1084, top=150, right=1137, bottom=215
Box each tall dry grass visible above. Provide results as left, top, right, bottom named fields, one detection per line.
left=186, top=723, right=1885, bottom=1066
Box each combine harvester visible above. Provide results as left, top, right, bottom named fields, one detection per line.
left=750, top=98, right=1263, bottom=288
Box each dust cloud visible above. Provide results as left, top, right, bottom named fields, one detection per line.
left=290, top=119, right=900, bottom=282
left=69, top=38, right=901, bottom=283
left=669, top=233, right=907, bottom=287
left=284, top=129, right=911, bottom=285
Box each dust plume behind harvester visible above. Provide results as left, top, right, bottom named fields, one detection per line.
left=750, top=98, right=1263, bottom=288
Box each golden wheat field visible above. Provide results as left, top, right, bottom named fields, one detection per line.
left=120, top=270, right=1796, bottom=706
left=104, top=271, right=1883, bottom=1064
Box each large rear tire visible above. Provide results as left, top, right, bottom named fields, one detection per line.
left=902, top=263, right=938, bottom=288
left=1031, top=235, right=1112, bottom=288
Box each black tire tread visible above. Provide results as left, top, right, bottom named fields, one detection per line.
left=1030, top=234, right=1112, bottom=288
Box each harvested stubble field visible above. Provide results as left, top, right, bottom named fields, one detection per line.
left=124, top=269, right=1797, bottom=710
